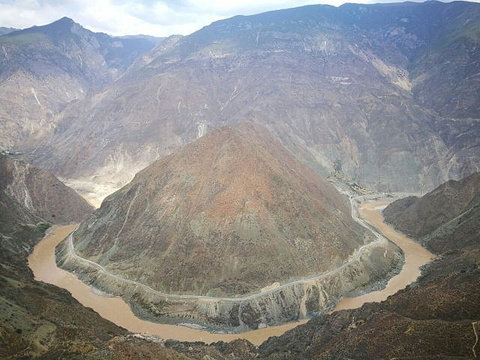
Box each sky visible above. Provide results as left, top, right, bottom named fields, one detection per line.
left=0, top=0, right=477, bottom=37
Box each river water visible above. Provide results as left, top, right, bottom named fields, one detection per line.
left=333, top=201, right=435, bottom=311
left=28, top=201, right=434, bottom=345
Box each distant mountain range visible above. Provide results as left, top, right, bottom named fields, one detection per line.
left=0, top=27, right=18, bottom=35
left=0, top=17, right=162, bottom=149
left=8, top=1, right=476, bottom=196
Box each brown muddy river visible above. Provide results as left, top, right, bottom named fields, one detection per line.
left=28, top=201, right=434, bottom=345
left=333, top=201, right=435, bottom=311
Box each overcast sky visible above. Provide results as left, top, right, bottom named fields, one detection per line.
left=0, top=0, right=477, bottom=37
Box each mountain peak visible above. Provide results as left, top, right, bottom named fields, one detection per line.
left=72, top=123, right=373, bottom=297
left=55, top=16, right=75, bottom=24
left=12, top=16, right=84, bottom=40
left=46, top=16, right=80, bottom=31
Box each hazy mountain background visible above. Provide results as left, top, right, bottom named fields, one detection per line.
left=0, top=17, right=161, bottom=150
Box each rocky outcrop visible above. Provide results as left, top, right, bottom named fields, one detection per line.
left=0, top=155, right=93, bottom=224
left=55, top=123, right=403, bottom=330
left=32, top=2, right=480, bottom=194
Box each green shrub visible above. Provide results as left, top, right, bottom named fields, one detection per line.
left=36, top=222, right=51, bottom=233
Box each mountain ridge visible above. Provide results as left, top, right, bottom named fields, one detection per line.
left=0, top=16, right=161, bottom=150
left=29, top=1, right=480, bottom=196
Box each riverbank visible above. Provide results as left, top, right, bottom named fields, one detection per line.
left=28, top=200, right=434, bottom=345
left=28, top=224, right=310, bottom=345
left=334, top=201, right=435, bottom=311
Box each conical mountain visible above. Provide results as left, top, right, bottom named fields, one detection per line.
left=72, top=123, right=374, bottom=297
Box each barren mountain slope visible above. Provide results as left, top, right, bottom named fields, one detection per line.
left=33, top=1, right=480, bottom=194
left=0, top=156, right=193, bottom=359
left=0, top=155, right=93, bottom=225
left=0, top=17, right=160, bottom=149
left=256, top=174, right=480, bottom=359
left=383, top=172, right=480, bottom=253
left=70, top=123, right=375, bottom=297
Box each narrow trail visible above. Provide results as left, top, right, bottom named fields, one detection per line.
left=473, top=321, right=479, bottom=359
left=65, top=196, right=386, bottom=302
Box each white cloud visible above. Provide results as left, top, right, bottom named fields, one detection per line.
left=0, top=0, right=477, bottom=37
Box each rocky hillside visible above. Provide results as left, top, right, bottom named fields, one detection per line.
left=0, top=17, right=160, bottom=149
left=251, top=175, right=480, bottom=358
left=384, top=172, right=480, bottom=253
left=0, top=154, right=93, bottom=259
left=32, top=1, right=480, bottom=194
left=0, top=155, right=93, bottom=225
left=69, top=123, right=374, bottom=296
left=56, top=123, right=402, bottom=329
left=0, top=156, right=195, bottom=359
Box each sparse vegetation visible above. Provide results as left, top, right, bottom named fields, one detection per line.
left=36, top=222, right=51, bottom=233
left=131, top=293, right=166, bottom=318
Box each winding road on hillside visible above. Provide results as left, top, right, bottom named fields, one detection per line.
left=64, top=195, right=387, bottom=302
left=28, top=198, right=434, bottom=345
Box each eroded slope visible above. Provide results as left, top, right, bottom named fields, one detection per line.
left=70, top=123, right=374, bottom=296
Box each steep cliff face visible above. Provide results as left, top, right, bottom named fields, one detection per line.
left=0, top=17, right=160, bottom=149
left=56, top=123, right=402, bottom=329
left=33, top=1, right=480, bottom=194
left=383, top=172, right=480, bottom=253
